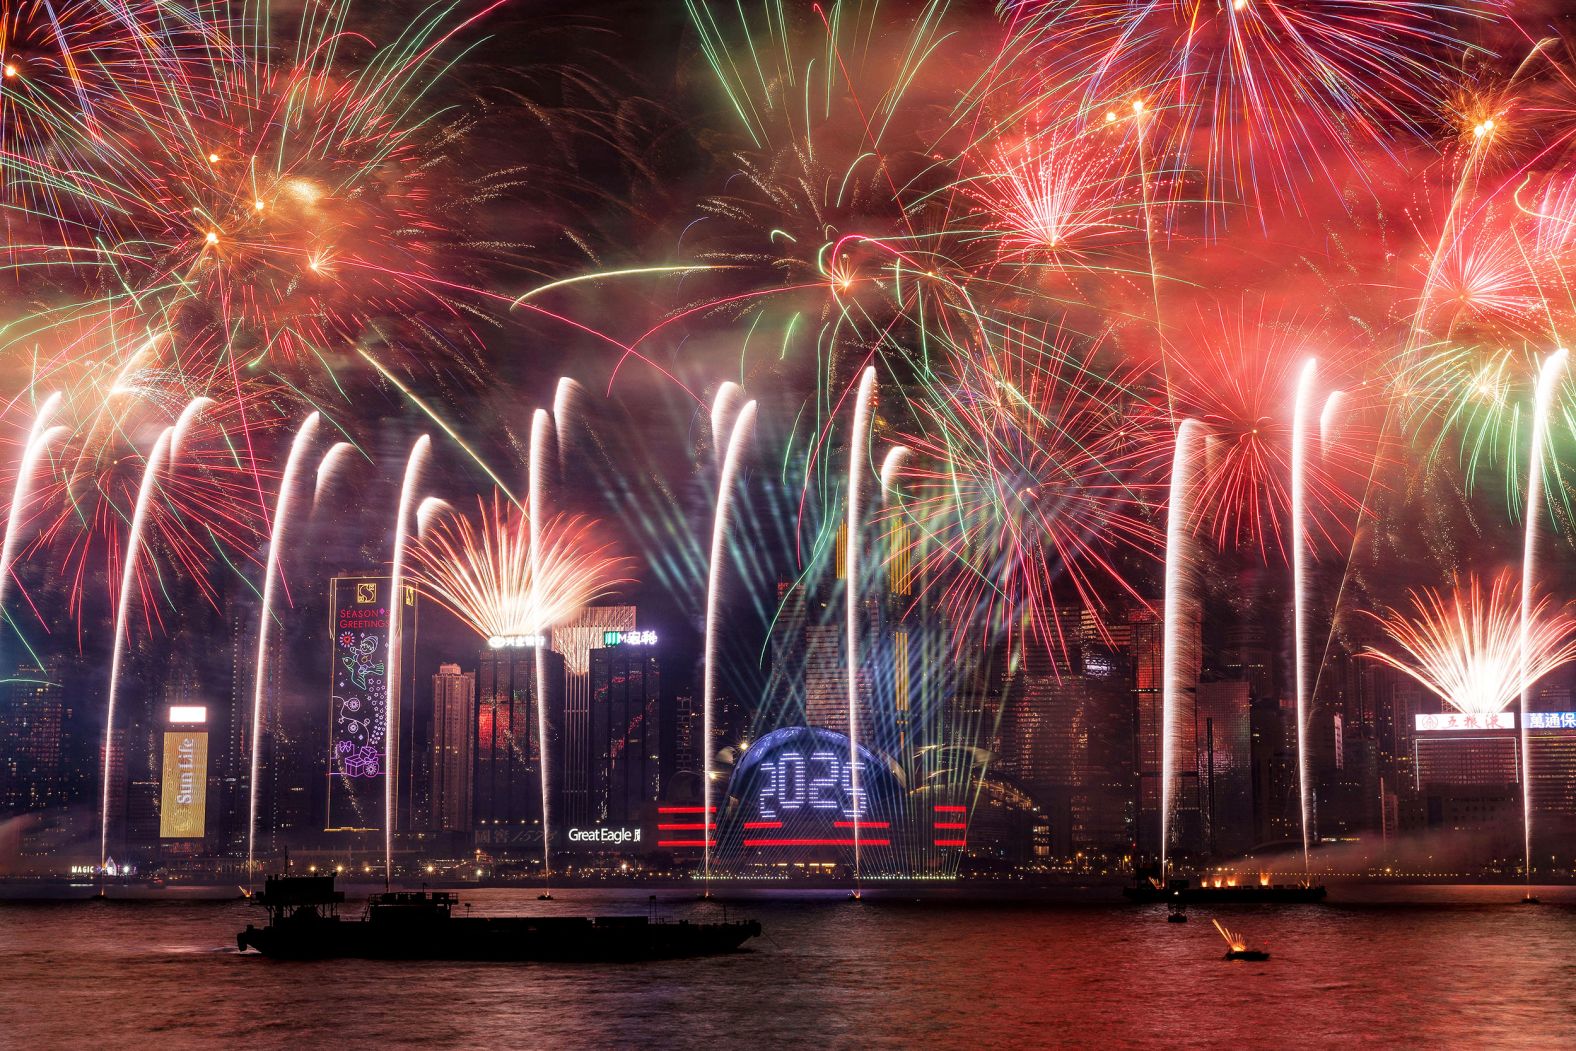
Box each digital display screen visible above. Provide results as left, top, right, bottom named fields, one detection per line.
left=1528, top=712, right=1576, bottom=729
left=724, top=727, right=896, bottom=853
left=755, top=749, right=867, bottom=820
left=328, top=576, right=390, bottom=829
left=160, top=731, right=208, bottom=838
left=1415, top=712, right=1515, bottom=732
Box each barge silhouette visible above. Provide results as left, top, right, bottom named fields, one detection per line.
left=237, top=876, right=761, bottom=961
left=1124, top=872, right=1325, bottom=904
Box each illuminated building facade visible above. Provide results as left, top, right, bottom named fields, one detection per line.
left=552, top=605, right=635, bottom=829
left=326, top=576, right=396, bottom=831
left=1528, top=715, right=1576, bottom=856
left=0, top=666, right=65, bottom=812
left=586, top=636, right=662, bottom=825
left=474, top=641, right=566, bottom=855
left=1413, top=721, right=1520, bottom=833
left=428, top=663, right=475, bottom=835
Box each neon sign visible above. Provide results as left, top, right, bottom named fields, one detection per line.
left=1528, top=712, right=1576, bottom=729
left=603, top=629, right=657, bottom=646
left=567, top=826, right=643, bottom=846
left=756, top=749, right=867, bottom=820
left=487, top=633, right=545, bottom=649
left=1415, top=712, right=1514, bottom=732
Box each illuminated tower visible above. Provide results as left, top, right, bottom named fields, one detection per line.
left=551, top=605, right=636, bottom=829
left=0, top=664, right=64, bottom=811
left=428, top=663, right=475, bottom=834
left=588, top=634, right=662, bottom=825
left=474, top=640, right=565, bottom=856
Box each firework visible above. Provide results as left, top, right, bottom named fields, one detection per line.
left=408, top=492, right=630, bottom=641
left=891, top=328, right=1157, bottom=655
left=1366, top=573, right=1576, bottom=716
left=1003, top=0, right=1505, bottom=213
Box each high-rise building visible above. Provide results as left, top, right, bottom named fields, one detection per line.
left=428, top=663, right=475, bottom=834
left=803, top=622, right=844, bottom=731
left=0, top=666, right=65, bottom=813
left=587, top=639, right=662, bottom=825
left=1195, top=679, right=1252, bottom=856
left=1528, top=713, right=1576, bottom=860
left=1220, top=624, right=1275, bottom=700
left=551, top=605, right=635, bottom=829
left=1250, top=696, right=1298, bottom=845
left=474, top=641, right=566, bottom=856
left=1414, top=726, right=1520, bottom=832
left=1131, top=604, right=1200, bottom=859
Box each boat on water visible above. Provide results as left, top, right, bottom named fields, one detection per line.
left=1123, top=874, right=1325, bottom=904
left=1213, top=918, right=1270, bottom=961
left=237, top=876, right=762, bottom=962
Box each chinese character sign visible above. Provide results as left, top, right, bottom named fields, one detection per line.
left=1415, top=712, right=1516, bottom=732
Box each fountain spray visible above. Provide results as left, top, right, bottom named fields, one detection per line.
left=0, top=394, right=63, bottom=615
left=100, top=399, right=212, bottom=874
left=704, top=390, right=756, bottom=895
left=1520, top=348, right=1567, bottom=895
left=247, top=413, right=320, bottom=889
left=529, top=408, right=555, bottom=896
left=1160, top=419, right=1202, bottom=880
left=313, top=442, right=356, bottom=511
left=1292, top=359, right=1318, bottom=873
left=99, top=427, right=173, bottom=872
left=847, top=367, right=877, bottom=895
left=385, top=435, right=432, bottom=886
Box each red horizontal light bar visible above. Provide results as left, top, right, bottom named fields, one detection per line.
left=934, top=839, right=967, bottom=847
left=657, top=823, right=713, bottom=831
left=743, top=838, right=891, bottom=847
left=657, top=806, right=717, bottom=814
left=742, top=821, right=782, bottom=829
left=657, top=840, right=710, bottom=848
left=933, top=805, right=966, bottom=812
left=933, top=822, right=967, bottom=829
left=833, top=821, right=889, bottom=828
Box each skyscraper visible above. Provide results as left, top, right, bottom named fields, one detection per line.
left=1132, top=604, right=1200, bottom=858
left=429, top=663, right=475, bottom=834
left=474, top=641, right=566, bottom=856
left=587, top=638, right=662, bottom=825
left=551, top=605, right=636, bottom=828
left=1195, top=679, right=1252, bottom=856
left=0, top=665, right=64, bottom=813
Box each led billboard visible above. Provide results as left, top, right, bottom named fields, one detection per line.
left=717, top=726, right=901, bottom=855
left=160, top=731, right=208, bottom=838
left=1528, top=712, right=1576, bottom=729
left=328, top=576, right=390, bottom=829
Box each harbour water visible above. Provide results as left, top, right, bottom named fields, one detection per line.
left=3, top=885, right=1575, bottom=1048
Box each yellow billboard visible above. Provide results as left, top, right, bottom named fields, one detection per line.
left=160, top=732, right=208, bottom=839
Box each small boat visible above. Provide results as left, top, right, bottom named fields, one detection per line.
left=238, top=875, right=761, bottom=962
left=1167, top=901, right=1188, bottom=923
left=1213, top=918, right=1270, bottom=962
